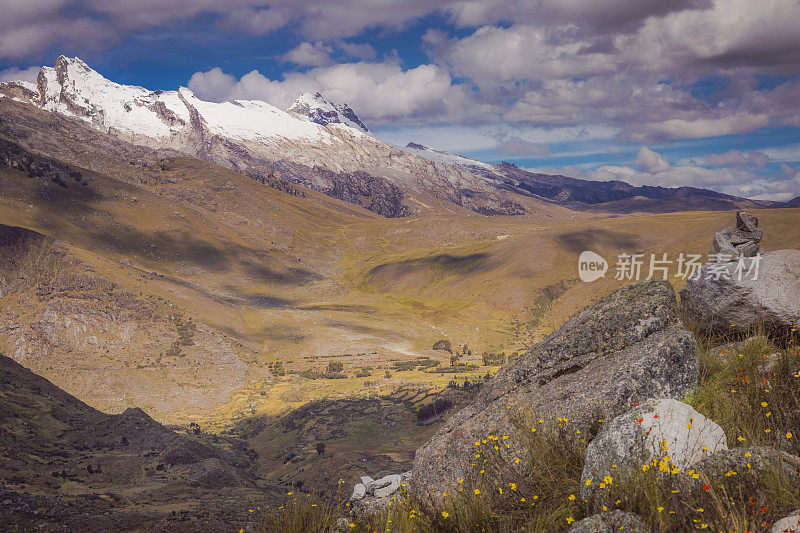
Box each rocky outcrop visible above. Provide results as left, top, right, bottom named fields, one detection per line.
left=0, top=138, right=85, bottom=188
left=580, top=399, right=727, bottom=506
left=680, top=249, right=800, bottom=337
left=568, top=510, right=648, bottom=533
left=710, top=211, right=763, bottom=259
left=412, top=280, right=699, bottom=503
left=349, top=471, right=411, bottom=514
left=287, top=92, right=369, bottom=133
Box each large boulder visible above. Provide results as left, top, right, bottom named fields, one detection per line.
left=580, top=399, right=727, bottom=506
left=680, top=249, right=800, bottom=336
left=412, top=280, right=699, bottom=503
left=568, top=511, right=648, bottom=533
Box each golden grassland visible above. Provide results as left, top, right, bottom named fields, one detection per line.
left=2, top=151, right=800, bottom=426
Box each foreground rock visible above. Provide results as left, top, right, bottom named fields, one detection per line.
left=413, top=280, right=699, bottom=503
left=581, top=399, right=726, bottom=506
left=350, top=471, right=411, bottom=514
left=680, top=249, right=800, bottom=337
left=568, top=510, right=647, bottom=533
left=773, top=510, right=800, bottom=533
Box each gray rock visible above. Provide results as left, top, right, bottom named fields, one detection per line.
left=772, top=510, right=800, bottom=533
left=737, top=211, right=759, bottom=232
left=722, top=227, right=763, bottom=245
left=680, top=249, right=800, bottom=336
left=412, top=280, right=699, bottom=504
left=690, top=446, right=800, bottom=490
left=581, top=399, right=726, bottom=507
left=350, top=483, right=366, bottom=501
left=736, top=241, right=762, bottom=258
left=360, top=475, right=373, bottom=486
left=711, top=232, right=739, bottom=260
left=568, top=510, right=648, bottom=533
left=373, top=475, right=401, bottom=498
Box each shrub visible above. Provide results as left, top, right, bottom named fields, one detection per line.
left=416, top=398, right=453, bottom=421
left=482, top=352, right=506, bottom=365
left=326, top=361, right=344, bottom=373
left=433, top=339, right=452, bottom=353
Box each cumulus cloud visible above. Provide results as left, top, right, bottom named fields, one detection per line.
left=0, top=65, right=42, bottom=83
left=635, top=147, right=670, bottom=173
left=187, top=61, right=495, bottom=127
left=218, top=7, right=291, bottom=35
left=282, top=41, right=333, bottom=67
left=338, top=41, right=377, bottom=60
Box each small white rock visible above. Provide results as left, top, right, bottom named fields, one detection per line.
left=350, top=483, right=366, bottom=501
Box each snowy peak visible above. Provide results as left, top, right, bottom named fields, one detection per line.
left=0, top=56, right=333, bottom=144
left=287, top=92, right=369, bottom=133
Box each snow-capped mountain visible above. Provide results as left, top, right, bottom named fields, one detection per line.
left=3, top=56, right=764, bottom=217
left=11, top=56, right=336, bottom=145
left=0, top=56, right=526, bottom=216
left=288, top=92, right=370, bottom=133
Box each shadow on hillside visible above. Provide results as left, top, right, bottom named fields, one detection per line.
left=554, top=228, right=643, bottom=253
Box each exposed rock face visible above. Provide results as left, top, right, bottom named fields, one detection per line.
left=568, top=510, right=647, bottom=533
left=287, top=92, right=369, bottom=133
left=412, top=280, right=699, bottom=503
left=0, top=138, right=85, bottom=188
left=349, top=471, right=411, bottom=514
left=581, top=399, right=727, bottom=506
left=680, top=249, right=800, bottom=336
left=710, top=211, right=763, bottom=259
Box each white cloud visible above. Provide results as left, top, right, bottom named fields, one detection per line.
left=0, top=65, right=41, bottom=83
left=218, top=7, right=291, bottom=35
left=530, top=146, right=800, bottom=200
left=282, top=41, right=333, bottom=67
left=702, top=150, right=769, bottom=168
left=494, top=135, right=550, bottom=157
left=762, top=144, right=800, bottom=163
left=187, top=60, right=494, bottom=127
left=338, top=41, right=377, bottom=60
left=635, top=146, right=670, bottom=173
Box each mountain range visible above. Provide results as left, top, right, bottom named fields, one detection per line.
left=1, top=56, right=789, bottom=217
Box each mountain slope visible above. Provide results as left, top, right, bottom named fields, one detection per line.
left=2, top=74, right=799, bottom=432
left=0, top=352, right=264, bottom=532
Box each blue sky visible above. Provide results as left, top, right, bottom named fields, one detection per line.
left=1, top=0, right=799, bottom=200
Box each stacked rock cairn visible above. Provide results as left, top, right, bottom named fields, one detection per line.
left=710, top=211, right=763, bottom=260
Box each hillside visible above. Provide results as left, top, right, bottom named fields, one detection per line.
left=0, top=352, right=264, bottom=532
left=2, top=94, right=800, bottom=430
